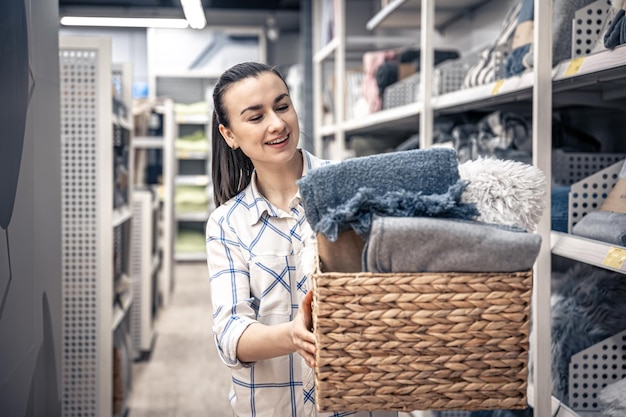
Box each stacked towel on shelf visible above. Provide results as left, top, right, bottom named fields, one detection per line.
left=572, top=159, right=626, bottom=245
left=297, top=147, right=478, bottom=242
left=364, top=216, right=541, bottom=273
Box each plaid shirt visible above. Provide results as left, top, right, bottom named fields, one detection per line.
left=206, top=150, right=397, bottom=417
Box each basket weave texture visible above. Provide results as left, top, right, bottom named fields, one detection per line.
left=312, top=270, right=532, bottom=412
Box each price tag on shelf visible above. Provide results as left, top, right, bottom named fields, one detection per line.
left=603, top=246, right=626, bottom=270
left=564, top=57, right=585, bottom=77
left=491, top=80, right=505, bottom=95
left=178, top=151, right=189, bottom=159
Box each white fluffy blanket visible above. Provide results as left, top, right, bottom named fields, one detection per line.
left=459, top=157, right=547, bottom=231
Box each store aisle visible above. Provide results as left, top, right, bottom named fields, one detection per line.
left=128, top=262, right=233, bottom=417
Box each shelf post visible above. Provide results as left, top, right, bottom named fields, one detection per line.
left=532, top=0, right=553, bottom=415
left=419, top=0, right=434, bottom=149
left=334, top=0, right=346, bottom=159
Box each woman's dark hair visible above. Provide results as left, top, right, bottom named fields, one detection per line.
left=211, top=62, right=289, bottom=207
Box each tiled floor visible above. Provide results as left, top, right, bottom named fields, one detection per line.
left=127, top=262, right=232, bottom=417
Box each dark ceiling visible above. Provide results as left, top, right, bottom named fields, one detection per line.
left=58, top=0, right=300, bottom=11
left=58, top=0, right=302, bottom=30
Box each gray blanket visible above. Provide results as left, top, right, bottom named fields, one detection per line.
left=298, top=148, right=478, bottom=241
left=572, top=210, right=626, bottom=246
left=364, top=216, right=541, bottom=273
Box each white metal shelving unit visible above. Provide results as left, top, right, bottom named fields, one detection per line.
left=60, top=36, right=135, bottom=417
left=130, top=188, right=160, bottom=360
left=132, top=99, right=176, bottom=307
left=146, top=26, right=268, bottom=263
left=312, top=1, right=626, bottom=417
left=173, top=110, right=212, bottom=262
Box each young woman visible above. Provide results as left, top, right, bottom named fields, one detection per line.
left=206, top=62, right=398, bottom=417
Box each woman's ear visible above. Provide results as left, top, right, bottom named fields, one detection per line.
left=219, top=124, right=237, bottom=149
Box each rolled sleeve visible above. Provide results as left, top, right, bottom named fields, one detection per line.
left=206, top=211, right=257, bottom=369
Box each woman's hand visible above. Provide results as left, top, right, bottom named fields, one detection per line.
left=291, top=290, right=316, bottom=368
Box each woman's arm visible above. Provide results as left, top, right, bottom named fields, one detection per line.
left=207, top=212, right=317, bottom=368
left=237, top=290, right=316, bottom=367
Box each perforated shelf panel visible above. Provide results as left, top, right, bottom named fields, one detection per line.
left=60, top=37, right=113, bottom=417
left=568, top=159, right=623, bottom=232
left=569, top=330, right=626, bottom=413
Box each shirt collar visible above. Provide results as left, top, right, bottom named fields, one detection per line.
left=244, top=149, right=325, bottom=226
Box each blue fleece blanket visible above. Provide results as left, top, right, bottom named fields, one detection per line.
left=297, top=148, right=478, bottom=241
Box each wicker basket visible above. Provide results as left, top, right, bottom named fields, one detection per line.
left=312, top=268, right=532, bottom=413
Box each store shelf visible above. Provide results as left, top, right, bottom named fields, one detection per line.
left=366, top=0, right=494, bottom=32
left=133, top=136, right=164, bottom=148
left=342, top=102, right=422, bottom=135
left=551, top=231, right=626, bottom=275
left=112, top=287, right=133, bottom=332
left=177, top=150, right=209, bottom=160
left=175, top=114, right=210, bottom=124
left=113, top=205, right=132, bottom=228
left=113, top=113, right=132, bottom=131
left=527, top=382, right=581, bottom=417
left=314, top=37, right=339, bottom=64
left=175, top=175, right=210, bottom=186
left=176, top=212, right=210, bottom=222
left=433, top=46, right=626, bottom=115
left=174, top=252, right=207, bottom=262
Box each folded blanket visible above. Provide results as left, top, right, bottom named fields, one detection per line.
left=572, top=210, right=626, bottom=246
left=298, top=148, right=478, bottom=241
left=504, top=0, right=534, bottom=77
left=605, top=7, right=626, bottom=49
left=364, top=216, right=541, bottom=273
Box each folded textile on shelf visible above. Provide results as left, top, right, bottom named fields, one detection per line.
left=605, top=0, right=626, bottom=49
left=504, top=0, right=534, bottom=77
left=176, top=130, right=209, bottom=152
left=571, top=210, right=626, bottom=246
left=364, top=216, right=541, bottom=273
left=298, top=148, right=478, bottom=241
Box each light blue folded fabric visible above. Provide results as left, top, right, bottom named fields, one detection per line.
left=297, top=148, right=478, bottom=241
left=572, top=211, right=626, bottom=246
left=364, top=216, right=541, bottom=273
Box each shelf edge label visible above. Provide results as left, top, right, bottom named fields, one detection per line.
left=564, top=57, right=585, bottom=77
left=603, top=246, right=626, bottom=270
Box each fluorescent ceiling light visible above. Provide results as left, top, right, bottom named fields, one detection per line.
left=60, top=16, right=189, bottom=29
left=180, top=0, right=207, bottom=30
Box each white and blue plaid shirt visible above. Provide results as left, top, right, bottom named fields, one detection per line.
left=206, top=149, right=397, bottom=417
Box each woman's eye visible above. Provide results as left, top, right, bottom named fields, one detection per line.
left=249, top=115, right=262, bottom=122
left=276, top=104, right=289, bottom=112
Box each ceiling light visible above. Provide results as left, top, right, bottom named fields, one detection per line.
left=60, top=16, right=189, bottom=29
left=180, top=0, right=207, bottom=30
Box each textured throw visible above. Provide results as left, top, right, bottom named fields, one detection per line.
left=298, top=148, right=477, bottom=241
left=458, top=157, right=547, bottom=232
left=364, top=216, right=541, bottom=273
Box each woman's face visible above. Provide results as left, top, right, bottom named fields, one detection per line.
left=219, top=71, right=300, bottom=169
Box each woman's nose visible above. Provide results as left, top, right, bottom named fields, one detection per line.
left=267, top=111, right=286, bottom=131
